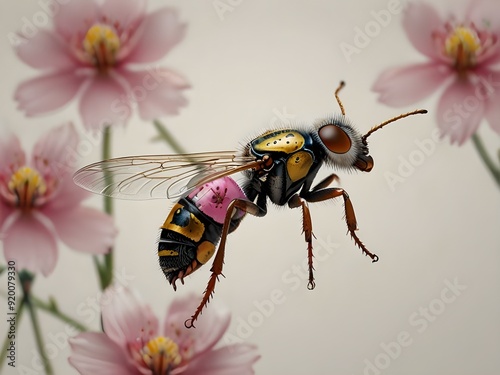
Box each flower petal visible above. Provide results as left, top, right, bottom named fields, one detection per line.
left=121, top=68, right=189, bottom=119
left=31, top=122, right=79, bottom=178
left=79, top=76, right=131, bottom=130
left=15, top=71, right=84, bottom=116
left=183, top=344, right=260, bottom=375
left=402, top=2, right=444, bottom=59
left=101, top=286, right=159, bottom=347
left=101, top=0, right=147, bottom=31
left=0, top=132, right=25, bottom=177
left=15, top=30, right=75, bottom=70
left=469, top=0, right=500, bottom=35
left=164, top=294, right=230, bottom=358
left=0, top=203, right=14, bottom=234
left=53, top=0, right=99, bottom=40
left=44, top=174, right=90, bottom=211
left=3, top=212, right=58, bottom=276
left=69, top=332, right=137, bottom=375
left=436, top=78, right=485, bottom=145
left=468, top=0, right=500, bottom=66
left=47, top=206, right=116, bottom=254
left=124, top=8, right=187, bottom=63
left=372, top=62, right=452, bottom=107
left=30, top=123, right=90, bottom=210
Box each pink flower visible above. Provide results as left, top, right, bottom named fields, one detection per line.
left=372, top=0, right=500, bottom=144
left=0, top=123, right=116, bottom=276
left=14, top=0, right=189, bottom=131
left=69, top=287, right=260, bottom=375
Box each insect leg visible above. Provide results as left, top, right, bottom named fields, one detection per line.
left=311, top=173, right=341, bottom=192
left=185, top=198, right=267, bottom=329
left=288, top=194, right=316, bottom=290
left=302, top=187, right=379, bottom=262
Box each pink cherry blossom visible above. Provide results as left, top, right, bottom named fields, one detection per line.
left=0, top=123, right=116, bottom=276
left=372, top=0, right=500, bottom=145
left=69, top=287, right=260, bottom=375
left=14, top=0, right=189, bottom=131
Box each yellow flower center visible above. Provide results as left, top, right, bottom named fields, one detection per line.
left=445, top=26, right=481, bottom=71
left=8, top=167, right=46, bottom=209
left=83, top=24, right=120, bottom=69
left=141, top=336, right=182, bottom=375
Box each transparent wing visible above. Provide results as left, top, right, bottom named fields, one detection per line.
left=73, top=151, right=258, bottom=200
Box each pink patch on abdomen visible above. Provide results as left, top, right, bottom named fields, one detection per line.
left=188, top=177, right=247, bottom=224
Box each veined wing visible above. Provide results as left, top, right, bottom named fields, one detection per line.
left=73, top=151, right=258, bottom=200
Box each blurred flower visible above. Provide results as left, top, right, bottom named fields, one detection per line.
left=69, top=287, right=260, bottom=375
left=14, top=0, right=189, bottom=131
left=372, top=0, right=500, bottom=144
left=0, top=123, right=116, bottom=276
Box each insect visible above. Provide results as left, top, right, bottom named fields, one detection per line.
left=73, top=81, right=427, bottom=328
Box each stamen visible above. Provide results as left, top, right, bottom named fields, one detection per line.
left=445, top=26, right=481, bottom=70
left=83, top=24, right=120, bottom=69
left=141, top=336, right=182, bottom=375
left=8, top=167, right=46, bottom=209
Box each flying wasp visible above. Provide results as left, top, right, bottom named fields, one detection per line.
left=73, top=81, right=427, bottom=328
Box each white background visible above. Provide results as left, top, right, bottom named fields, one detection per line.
left=1, top=0, right=500, bottom=374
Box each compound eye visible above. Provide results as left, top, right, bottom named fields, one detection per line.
left=318, top=125, right=351, bottom=154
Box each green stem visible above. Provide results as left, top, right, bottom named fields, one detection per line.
left=21, top=274, right=54, bottom=375
left=102, top=126, right=114, bottom=215
left=30, top=296, right=88, bottom=332
left=471, top=133, right=500, bottom=188
left=90, top=126, right=115, bottom=290
left=153, top=119, right=188, bottom=154
left=0, top=297, right=24, bottom=371
left=101, top=126, right=114, bottom=289
left=93, top=255, right=106, bottom=290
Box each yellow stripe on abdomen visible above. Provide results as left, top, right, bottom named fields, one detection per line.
left=161, top=203, right=205, bottom=242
